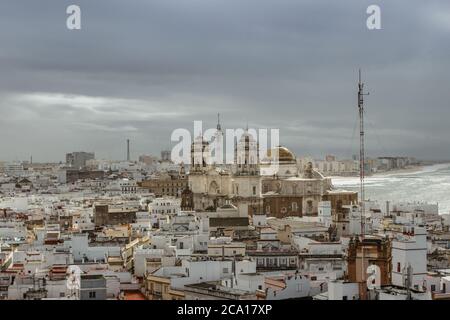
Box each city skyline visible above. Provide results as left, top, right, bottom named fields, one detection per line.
left=0, top=137, right=433, bottom=164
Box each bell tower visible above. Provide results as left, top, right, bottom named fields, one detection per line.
left=235, top=128, right=259, bottom=176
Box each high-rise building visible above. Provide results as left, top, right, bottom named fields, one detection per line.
left=138, top=155, right=158, bottom=165
left=66, top=152, right=95, bottom=169
left=161, top=150, right=171, bottom=162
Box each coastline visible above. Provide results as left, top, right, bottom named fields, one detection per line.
left=370, top=165, right=424, bottom=176
left=330, top=163, right=450, bottom=214
left=327, top=165, right=425, bottom=179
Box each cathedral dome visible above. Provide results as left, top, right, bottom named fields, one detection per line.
left=266, top=146, right=296, bottom=163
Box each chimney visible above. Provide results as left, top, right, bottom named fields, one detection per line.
left=127, top=139, right=130, bottom=162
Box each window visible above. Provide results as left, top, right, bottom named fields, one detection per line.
left=89, top=291, right=96, bottom=299
left=397, top=262, right=401, bottom=273
left=253, top=186, right=256, bottom=195
left=306, top=200, right=313, bottom=212
left=223, top=268, right=229, bottom=273
left=268, top=258, right=276, bottom=266
left=343, top=296, right=348, bottom=300
left=431, top=285, right=436, bottom=292
left=60, top=292, right=65, bottom=297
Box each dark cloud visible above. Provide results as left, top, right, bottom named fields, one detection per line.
left=0, top=0, right=449, bottom=162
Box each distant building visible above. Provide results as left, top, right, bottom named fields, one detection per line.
left=94, top=204, right=137, bottom=227
left=139, top=170, right=188, bottom=198
left=312, top=157, right=358, bottom=177
left=60, top=169, right=105, bottom=184
left=161, top=150, right=171, bottom=162
left=66, top=152, right=95, bottom=169
left=139, top=155, right=158, bottom=166
left=2, top=162, right=26, bottom=177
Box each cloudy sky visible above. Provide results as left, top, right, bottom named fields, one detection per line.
left=1, top=0, right=450, bottom=162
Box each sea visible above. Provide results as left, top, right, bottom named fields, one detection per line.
left=331, top=163, right=450, bottom=215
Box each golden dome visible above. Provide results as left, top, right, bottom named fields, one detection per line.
left=266, top=146, right=296, bottom=163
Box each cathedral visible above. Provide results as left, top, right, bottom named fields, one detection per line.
left=183, top=118, right=357, bottom=219
left=187, top=126, right=261, bottom=216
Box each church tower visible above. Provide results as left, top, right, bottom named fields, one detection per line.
left=231, top=127, right=262, bottom=217
left=235, top=127, right=259, bottom=176
left=190, top=134, right=210, bottom=173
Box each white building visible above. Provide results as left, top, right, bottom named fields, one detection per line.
left=326, top=280, right=359, bottom=300
left=391, top=225, right=427, bottom=290
left=318, top=201, right=332, bottom=227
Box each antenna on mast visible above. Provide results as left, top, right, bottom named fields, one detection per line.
left=358, top=69, right=369, bottom=238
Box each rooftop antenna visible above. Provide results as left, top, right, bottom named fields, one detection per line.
left=358, top=69, right=369, bottom=238
left=358, top=70, right=370, bottom=295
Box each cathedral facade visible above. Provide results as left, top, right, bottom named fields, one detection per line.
left=185, top=122, right=357, bottom=218
left=188, top=128, right=262, bottom=216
